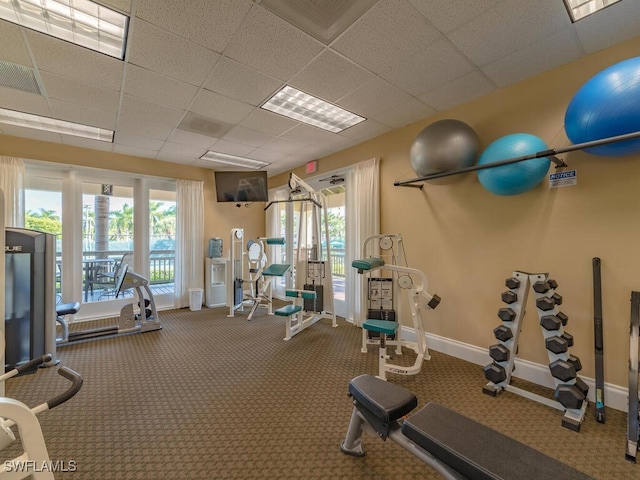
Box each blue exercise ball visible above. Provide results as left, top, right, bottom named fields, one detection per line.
left=565, top=56, right=640, bottom=156
left=410, top=119, right=479, bottom=185
left=476, top=133, right=550, bottom=196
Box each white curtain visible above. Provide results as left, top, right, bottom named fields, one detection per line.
left=174, top=179, right=204, bottom=309
left=0, top=156, right=25, bottom=228
left=346, top=157, right=380, bottom=325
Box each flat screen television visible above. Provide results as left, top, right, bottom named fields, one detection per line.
left=214, top=170, right=268, bottom=203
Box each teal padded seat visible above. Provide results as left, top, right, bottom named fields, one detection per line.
left=265, top=237, right=286, bottom=245
left=363, top=319, right=398, bottom=336
left=274, top=304, right=303, bottom=316
left=352, top=258, right=385, bottom=271
left=262, top=264, right=291, bottom=276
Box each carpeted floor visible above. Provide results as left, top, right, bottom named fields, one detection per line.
left=3, top=305, right=638, bottom=479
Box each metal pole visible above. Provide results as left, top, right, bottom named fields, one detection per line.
left=395, top=129, right=640, bottom=187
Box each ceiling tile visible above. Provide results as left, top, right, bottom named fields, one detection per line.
left=245, top=147, right=284, bottom=163
left=338, top=77, right=414, bottom=118
left=259, top=137, right=308, bottom=155
left=223, top=6, right=324, bottom=81
left=116, top=114, right=174, bottom=141
left=113, top=143, right=160, bottom=158
left=127, top=19, right=219, bottom=86
left=239, top=109, right=298, bottom=136
left=418, top=70, right=496, bottom=111
left=0, top=86, right=50, bottom=116
left=114, top=131, right=165, bottom=150
left=189, top=89, right=254, bottom=125
left=332, top=0, right=441, bottom=75
left=119, top=94, right=185, bottom=128
left=279, top=123, right=351, bottom=149
left=124, top=65, right=199, bottom=110
left=136, top=0, right=252, bottom=52
left=573, top=0, right=640, bottom=54
left=25, top=30, right=123, bottom=91
left=482, top=28, right=584, bottom=88
left=338, top=118, right=391, bottom=142
left=159, top=141, right=206, bottom=158
left=289, top=49, right=374, bottom=102
left=222, top=125, right=275, bottom=148
left=49, top=99, right=117, bottom=129
left=155, top=151, right=197, bottom=165
left=100, top=0, right=133, bottom=14
left=40, top=72, right=120, bottom=113
left=167, top=129, right=218, bottom=149
left=448, top=0, right=571, bottom=66
left=208, top=139, right=255, bottom=157
left=379, top=38, right=475, bottom=97
left=408, top=0, right=502, bottom=33
left=372, top=98, right=436, bottom=129
left=0, top=21, right=32, bottom=66
left=203, top=57, right=283, bottom=106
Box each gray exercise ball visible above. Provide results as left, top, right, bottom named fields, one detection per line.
left=410, top=119, right=480, bottom=185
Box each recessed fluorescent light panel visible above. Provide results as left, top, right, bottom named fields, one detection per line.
left=0, top=0, right=129, bottom=59
left=563, top=0, right=621, bottom=22
left=0, top=108, right=114, bottom=141
left=261, top=85, right=365, bottom=133
left=200, top=151, right=270, bottom=170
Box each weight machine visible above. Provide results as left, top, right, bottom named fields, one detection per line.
left=352, top=255, right=440, bottom=380
left=355, top=234, right=409, bottom=355
left=243, top=237, right=290, bottom=320
left=56, top=264, right=161, bottom=345
left=265, top=173, right=337, bottom=338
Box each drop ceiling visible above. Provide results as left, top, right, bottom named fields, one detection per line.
left=0, top=0, right=638, bottom=176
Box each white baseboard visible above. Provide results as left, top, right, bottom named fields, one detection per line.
left=400, top=326, right=629, bottom=413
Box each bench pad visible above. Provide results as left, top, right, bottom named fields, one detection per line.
left=274, top=304, right=302, bottom=317
left=352, top=258, right=385, bottom=271
left=363, top=319, right=398, bottom=336
left=262, top=264, right=291, bottom=276
left=402, top=402, right=594, bottom=480
left=349, top=375, right=417, bottom=425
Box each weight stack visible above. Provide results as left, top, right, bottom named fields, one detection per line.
left=303, top=284, right=323, bottom=312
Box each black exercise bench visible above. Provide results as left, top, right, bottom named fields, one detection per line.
left=340, top=374, right=593, bottom=480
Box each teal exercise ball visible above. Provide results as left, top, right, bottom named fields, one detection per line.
left=565, top=56, right=640, bottom=156
left=476, top=133, right=550, bottom=196
left=410, top=119, right=479, bottom=185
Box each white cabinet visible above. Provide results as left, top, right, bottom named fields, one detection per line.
left=205, top=258, right=227, bottom=308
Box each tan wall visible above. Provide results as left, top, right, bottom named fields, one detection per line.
left=273, top=35, right=640, bottom=389
left=0, top=135, right=266, bottom=258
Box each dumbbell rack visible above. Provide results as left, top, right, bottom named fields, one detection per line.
left=482, top=271, right=589, bottom=431
left=626, top=291, right=639, bottom=462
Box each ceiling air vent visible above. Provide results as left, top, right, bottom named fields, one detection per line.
left=0, top=60, right=42, bottom=95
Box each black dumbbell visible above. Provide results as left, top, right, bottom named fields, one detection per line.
left=489, top=344, right=510, bottom=363
left=501, top=291, right=518, bottom=304
left=546, top=336, right=568, bottom=354
left=505, top=277, right=520, bottom=289
left=493, top=325, right=513, bottom=342
left=484, top=363, right=507, bottom=384
left=549, top=359, right=577, bottom=382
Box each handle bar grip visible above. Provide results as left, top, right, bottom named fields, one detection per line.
left=14, top=354, right=53, bottom=375
left=47, top=367, right=83, bottom=410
